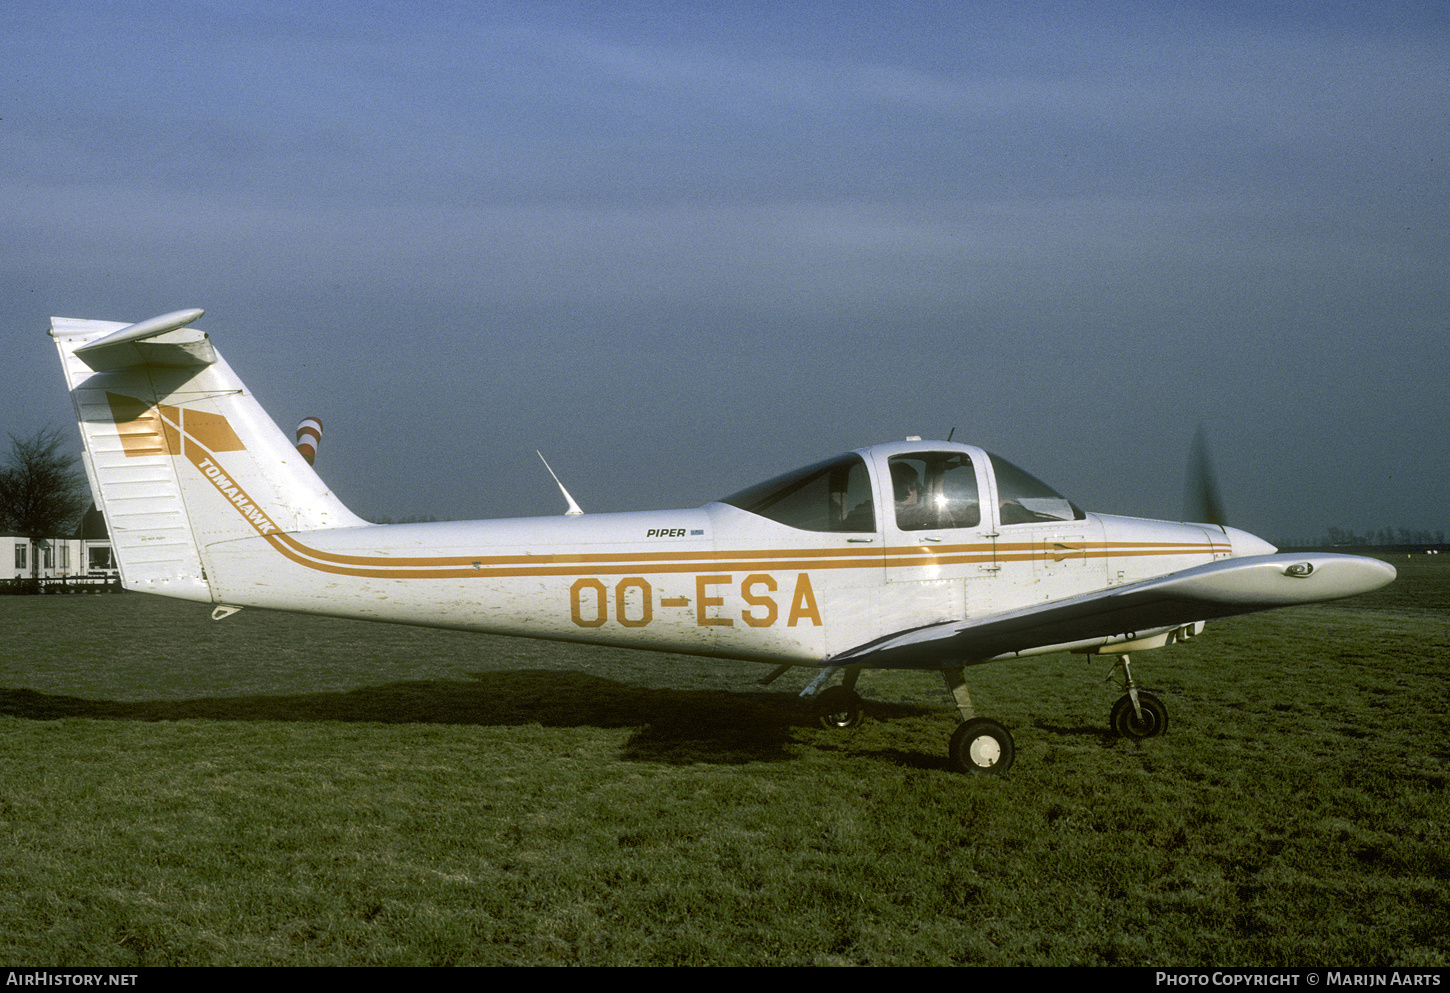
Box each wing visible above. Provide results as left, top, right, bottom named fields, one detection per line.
left=831, top=552, right=1396, bottom=669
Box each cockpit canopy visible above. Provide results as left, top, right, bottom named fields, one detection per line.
left=720, top=446, right=1084, bottom=533
left=720, top=453, right=877, bottom=533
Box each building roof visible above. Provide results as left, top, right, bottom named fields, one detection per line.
left=74, top=504, right=108, bottom=541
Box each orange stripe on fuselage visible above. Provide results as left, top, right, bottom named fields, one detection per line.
left=265, top=525, right=1222, bottom=582
left=161, top=408, right=1228, bottom=581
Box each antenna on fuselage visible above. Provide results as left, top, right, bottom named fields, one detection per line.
left=537, top=451, right=584, bottom=516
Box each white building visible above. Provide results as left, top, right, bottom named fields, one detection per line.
left=4, top=505, right=117, bottom=585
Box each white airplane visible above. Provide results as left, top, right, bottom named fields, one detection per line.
left=50, top=309, right=1396, bottom=775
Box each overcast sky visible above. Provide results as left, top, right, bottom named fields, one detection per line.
left=4, top=1, right=1446, bottom=544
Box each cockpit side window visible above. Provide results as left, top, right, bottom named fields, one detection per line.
left=988, top=453, right=1085, bottom=524
left=721, top=454, right=876, bottom=533
left=889, top=453, right=980, bottom=530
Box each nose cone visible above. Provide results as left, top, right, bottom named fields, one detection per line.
left=1223, top=526, right=1278, bottom=558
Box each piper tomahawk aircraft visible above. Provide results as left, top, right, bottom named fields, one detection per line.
left=51, top=309, right=1396, bottom=774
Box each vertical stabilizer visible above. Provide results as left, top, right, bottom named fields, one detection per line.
left=50, top=312, right=368, bottom=602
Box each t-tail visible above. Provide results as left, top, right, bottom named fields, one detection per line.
left=50, top=310, right=369, bottom=603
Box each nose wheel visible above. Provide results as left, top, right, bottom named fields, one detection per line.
left=1106, top=654, right=1168, bottom=739
left=1110, top=691, right=1167, bottom=738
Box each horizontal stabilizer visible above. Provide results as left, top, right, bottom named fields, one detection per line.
left=832, top=552, right=1396, bottom=668
left=68, top=308, right=214, bottom=371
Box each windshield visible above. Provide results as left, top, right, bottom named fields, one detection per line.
left=721, top=453, right=876, bottom=532
left=988, top=453, right=1085, bottom=524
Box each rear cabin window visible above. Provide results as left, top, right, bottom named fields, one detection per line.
left=988, top=453, right=1085, bottom=524
left=889, top=452, right=981, bottom=530
left=721, top=454, right=876, bottom=533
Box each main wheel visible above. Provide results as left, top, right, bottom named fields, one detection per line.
left=949, top=718, right=1015, bottom=775
left=814, top=686, right=864, bottom=730
left=1110, top=691, right=1168, bottom=739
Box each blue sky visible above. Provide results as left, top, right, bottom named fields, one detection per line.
left=4, top=1, right=1446, bottom=543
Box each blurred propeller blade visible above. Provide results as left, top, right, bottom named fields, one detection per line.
left=1185, top=425, right=1228, bottom=527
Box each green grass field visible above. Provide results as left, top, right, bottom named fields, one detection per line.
left=1, top=556, right=1446, bottom=966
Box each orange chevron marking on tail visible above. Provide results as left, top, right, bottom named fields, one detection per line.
left=105, top=393, right=246, bottom=457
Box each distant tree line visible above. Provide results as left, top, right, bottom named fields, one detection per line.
left=1284, top=526, right=1448, bottom=548
left=1324, top=526, right=1445, bottom=547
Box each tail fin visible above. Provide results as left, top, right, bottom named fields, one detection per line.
left=50, top=310, right=368, bottom=602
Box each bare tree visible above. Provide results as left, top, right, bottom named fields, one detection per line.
left=0, top=427, right=88, bottom=581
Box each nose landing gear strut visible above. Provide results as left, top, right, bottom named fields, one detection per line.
left=1106, top=654, right=1168, bottom=739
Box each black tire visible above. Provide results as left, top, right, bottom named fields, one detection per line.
left=1110, top=692, right=1168, bottom=739
left=949, top=718, right=1015, bottom=775
left=814, top=686, right=864, bottom=730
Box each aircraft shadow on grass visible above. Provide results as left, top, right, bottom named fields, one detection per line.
left=0, top=672, right=945, bottom=767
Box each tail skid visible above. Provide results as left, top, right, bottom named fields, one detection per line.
left=51, top=311, right=368, bottom=602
